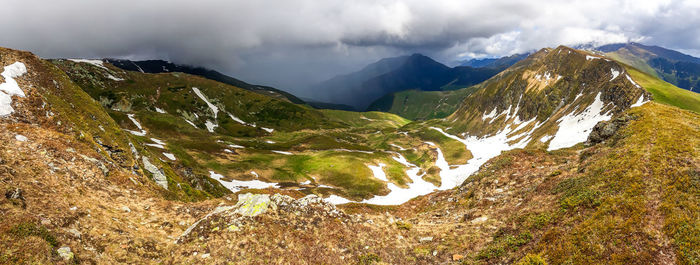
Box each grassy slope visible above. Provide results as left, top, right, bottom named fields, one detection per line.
left=395, top=103, right=698, bottom=264
left=539, top=103, right=699, bottom=264
left=368, top=86, right=480, bottom=120
left=605, top=51, right=659, bottom=78
left=626, top=67, right=700, bottom=113
left=53, top=59, right=466, bottom=201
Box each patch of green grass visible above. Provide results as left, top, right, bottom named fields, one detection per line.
left=356, top=253, right=381, bottom=265
left=367, top=86, right=480, bottom=120
left=395, top=221, right=413, bottom=230
left=626, top=67, right=700, bottom=113
left=515, top=253, right=548, bottom=265
left=8, top=223, right=58, bottom=248
left=477, top=231, right=533, bottom=260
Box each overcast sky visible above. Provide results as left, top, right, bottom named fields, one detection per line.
left=2, top=0, right=699, bottom=94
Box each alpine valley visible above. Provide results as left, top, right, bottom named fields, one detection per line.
left=1, top=43, right=698, bottom=265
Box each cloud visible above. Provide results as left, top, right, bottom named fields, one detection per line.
left=0, top=0, right=697, bottom=92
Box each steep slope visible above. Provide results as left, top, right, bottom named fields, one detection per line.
left=598, top=42, right=700, bottom=92
left=448, top=46, right=647, bottom=141
left=459, top=52, right=530, bottom=69
left=309, top=54, right=501, bottom=111
left=105, top=59, right=305, bottom=104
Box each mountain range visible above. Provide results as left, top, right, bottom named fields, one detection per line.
left=597, top=42, right=700, bottom=92
left=1, top=42, right=698, bottom=264
left=306, top=53, right=504, bottom=111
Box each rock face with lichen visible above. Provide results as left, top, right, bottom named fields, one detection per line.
left=143, top=156, right=168, bottom=190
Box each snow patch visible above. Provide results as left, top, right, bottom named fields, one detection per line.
left=106, top=74, right=123, bottom=81
left=228, top=144, right=245, bottom=149
left=272, top=150, right=293, bottom=155
left=184, top=119, right=197, bottom=128
left=208, top=171, right=278, bottom=193
left=540, top=135, right=553, bottom=143
left=261, top=127, right=274, bottom=133
left=482, top=107, right=498, bottom=121
left=547, top=92, right=612, bottom=151
left=155, top=107, right=166, bottom=114
left=389, top=143, right=407, bottom=151
left=145, top=143, right=165, bottom=149
left=367, top=163, right=387, bottom=181
left=610, top=68, right=620, bottom=81
left=125, top=114, right=147, bottom=136
left=630, top=95, right=649, bottom=108
left=192, top=87, right=219, bottom=118
left=0, top=62, right=28, bottom=117
left=68, top=59, right=107, bottom=70
left=323, top=195, right=353, bottom=205
left=430, top=125, right=536, bottom=190
left=586, top=55, right=601, bottom=60
left=625, top=74, right=642, bottom=88
left=360, top=153, right=437, bottom=205
left=163, top=153, right=176, bottom=160
left=15, top=134, right=27, bottom=142
left=204, top=120, right=218, bottom=133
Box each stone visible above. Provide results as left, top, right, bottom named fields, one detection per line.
left=142, top=157, right=168, bottom=190
left=471, top=216, right=488, bottom=224
left=66, top=228, right=82, bottom=238
left=234, top=193, right=272, bottom=217
left=419, top=236, right=433, bottom=243
left=121, top=206, right=131, bottom=213
left=57, top=246, right=74, bottom=260
left=5, top=188, right=25, bottom=208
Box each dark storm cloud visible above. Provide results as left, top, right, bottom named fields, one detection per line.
left=0, top=0, right=698, bottom=92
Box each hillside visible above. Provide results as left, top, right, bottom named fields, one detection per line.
left=308, top=54, right=501, bottom=111
left=49, top=55, right=476, bottom=203
left=1, top=44, right=698, bottom=264
left=598, top=42, right=700, bottom=93
left=367, top=86, right=480, bottom=120
left=105, top=59, right=305, bottom=104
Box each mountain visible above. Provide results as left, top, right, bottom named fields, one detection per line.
left=1, top=44, right=699, bottom=264
left=105, top=59, right=306, bottom=104
left=596, top=42, right=700, bottom=92
left=365, top=52, right=528, bottom=121
left=459, top=52, right=530, bottom=69
left=309, top=53, right=501, bottom=111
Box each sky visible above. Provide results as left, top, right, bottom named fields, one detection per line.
left=1, top=0, right=699, bottom=95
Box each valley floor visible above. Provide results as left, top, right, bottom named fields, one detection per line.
left=2, top=103, right=698, bottom=264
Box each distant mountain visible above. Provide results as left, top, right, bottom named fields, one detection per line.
left=459, top=53, right=530, bottom=69
left=310, top=53, right=501, bottom=111
left=105, top=59, right=306, bottom=104
left=596, top=42, right=700, bottom=92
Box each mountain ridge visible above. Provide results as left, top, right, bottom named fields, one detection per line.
left=308, top=53, right=501, bottom=111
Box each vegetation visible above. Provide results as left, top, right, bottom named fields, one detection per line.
left=625, top=66, right=700, bottom=113
left=367, top=86, right=480, bottom=120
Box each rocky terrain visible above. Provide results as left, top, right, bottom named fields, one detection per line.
left=0, top=45, right=698, bottom=264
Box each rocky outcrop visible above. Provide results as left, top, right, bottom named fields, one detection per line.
left=142, top=156, right=168, bottom=190
left=586, top=114, right=636, bottom=145
left=176, top=193, right=348, bottom=244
